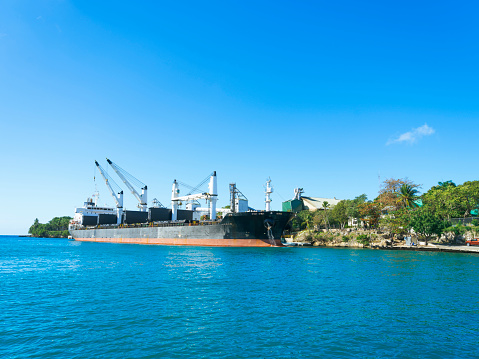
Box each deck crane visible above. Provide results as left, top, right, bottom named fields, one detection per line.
left=106, top=158, right=148, bottom=212
left=151, top=198, right=165, bottom=208
left=171, top=171, right=217, bottom=221
left=94, top=160, right=124, bottom=224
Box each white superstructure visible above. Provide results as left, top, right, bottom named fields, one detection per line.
left=70, top=196, right=117, bottom=229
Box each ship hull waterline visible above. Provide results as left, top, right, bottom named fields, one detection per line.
left=73, top=236, right=283, bottom=247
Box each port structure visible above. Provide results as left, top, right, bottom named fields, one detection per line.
left=106, top=158, right=148, bottom=212
left=94, top=160, right=124, bottom=224
left=171, top=172, right=217, bottom=221
left=229, top=183, right=248, bottom=213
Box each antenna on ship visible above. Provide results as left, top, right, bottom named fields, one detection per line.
left=93, top=185, right=100, bottom=206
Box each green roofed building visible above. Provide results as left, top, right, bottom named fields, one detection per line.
left=282, top=188, right=341, bottom=213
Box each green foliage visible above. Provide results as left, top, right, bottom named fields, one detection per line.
left=314, top=209, right=334, bottom=230
left=378, top=178, right=420, bottom=212
left=342, top=235, right=350, bottom=242
left=409, top=208, right=447, bottom=244
left=438, top=180, right=456, bottom=188
left=422, top=180, right=479, bottom=219
left=444, top=224, right=467, bottom=237
left=292, top=210, right=315, bottom=230
left=356, top=234, right=370, bottom=245
left=358, top=201, right=381, bottom=228
left=399, top=184, right=420, bottom=209
left=28, top=217, right=72, bottom=238
left=470, top=226, right=479, bottom=237
left=380, top=207, right=412, bottom=235
left=472, top=219, right=479, bottom=226
left=348, top=194, right=368, bottom=222
left=329, top=201, right=349, bottom=229
left=313, top=232, right=328, bottom=242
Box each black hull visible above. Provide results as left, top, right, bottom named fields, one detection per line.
left=70, top=211, right=294, bottom=247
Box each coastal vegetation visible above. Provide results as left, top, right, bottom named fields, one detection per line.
left=28, top=217, right=72, bottom=238
left=291, top=178, right=479, bottom=247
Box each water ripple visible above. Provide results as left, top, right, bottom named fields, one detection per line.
left=1, top=237, right=479, bottom=358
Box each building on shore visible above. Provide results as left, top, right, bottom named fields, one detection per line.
left=282, top=188, right=341, bottom=213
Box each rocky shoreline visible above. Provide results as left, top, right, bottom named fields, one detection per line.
left=286, top=228, right=479, bottom=254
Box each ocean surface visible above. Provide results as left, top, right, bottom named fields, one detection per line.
left=1, top=236, right=479, bottom=358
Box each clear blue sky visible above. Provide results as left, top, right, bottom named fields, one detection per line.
left=1, top=1, right=478, bottom=234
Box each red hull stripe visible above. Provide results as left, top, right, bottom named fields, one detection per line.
left=74, top=237, right=283, bottom=247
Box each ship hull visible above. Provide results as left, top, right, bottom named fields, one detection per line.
left=70, top=211, right=293, bottom=247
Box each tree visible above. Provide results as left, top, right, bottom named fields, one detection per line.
left=292, top=210, right=315, bottom=231
left=358, top=201, right=381, bottom=228
left=399, top=184, right=420, bottom=209
left=422, top=181, right=479, bottom=220
left=346, top=194, right=368, bottom=226
left=322, top=201, right=330, bottom=230
left=329, top=200, right=349, bottom=229
left=409, top=208, right=446, bottom=245
left=28, top=217, right=72, bottom=238
left=378, top=178, right=420, bottom=211
left=461, top=181, right=479, bottom=218
left=313, top=210, right=326, bottom=229
left=438, top=180, right=456, bottom=188
left=379, top=207, right=411, bottom=235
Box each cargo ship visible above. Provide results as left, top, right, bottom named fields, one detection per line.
left=69, top=160, right=293, bottom=247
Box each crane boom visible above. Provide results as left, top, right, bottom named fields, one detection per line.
left=172, top=192, right=212, bottom=202
left=106, top=158, right=148, bottom=212
left=94, top=160, right=123, bottom=208
left=171, top=171, right=217, bottom=221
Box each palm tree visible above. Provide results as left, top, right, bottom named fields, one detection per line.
left=398, top=184, right=420, bottom=242
left=322, top=201, right=330, bottom=231
left=399, top=184, right=419, bottom=209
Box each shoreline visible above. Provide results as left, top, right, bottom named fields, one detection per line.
left=377, top=244, right=479, bottom=254
left=308, top=243, right=479, bottom=254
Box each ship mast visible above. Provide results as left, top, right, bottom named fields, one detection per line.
left=265, top=177, right=273, bottom=211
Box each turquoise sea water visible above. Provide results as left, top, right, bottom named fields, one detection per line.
left=1, top=236, right=479, bottom=358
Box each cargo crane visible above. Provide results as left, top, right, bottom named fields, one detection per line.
left=151, top=198, right=165, bottom=208
left=94, top=160, right=124, bottom=224
left=106, top=158, right=148, bottom=212
left=171, top=171, right=217, bottom=221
